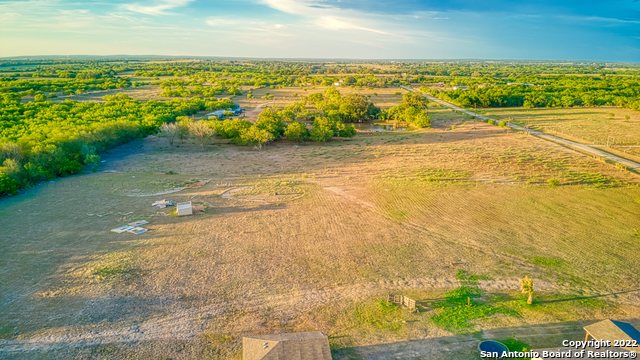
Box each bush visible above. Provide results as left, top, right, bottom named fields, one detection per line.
left=212, top=119, right=252, bottom=141
left=310, top=118, right=335, bottom=142
left=255, top=108, right=286, bottom=139
left=498, top=120, right=507, bottom=127
left=284, top=121, right=309, bottom=142
left=240, top=125, right=275, bottom=149
left=547, top=178, right=560, bottom=187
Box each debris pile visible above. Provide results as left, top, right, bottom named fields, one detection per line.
left=152, top=199, right=176, bottom=209
left=110, top=220, right=149, bottom=235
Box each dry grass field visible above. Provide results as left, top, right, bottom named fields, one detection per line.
left=1, top=103, right=639, bottom=359
left=482, top=107, right=640, bottom=162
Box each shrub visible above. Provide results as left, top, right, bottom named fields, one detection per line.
left=240, top=125, right=275, bottom=149
left=310, top=118, right=335, bottom=142
left=159, top=123, right=180, bottom=145
left=188, top=121, right=214, bottom=147
left=547, top=178, right=560, bottom=187
left=256, top=108, right=286, bottom=139
left=212, top=119, right=252, bottom=141
left=284, top=121, right=309, bottom=142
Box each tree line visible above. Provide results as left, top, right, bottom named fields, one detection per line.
left=0, top=93, right=233, bottom=195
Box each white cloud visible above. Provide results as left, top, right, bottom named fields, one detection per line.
left=316, top=16, right=388, bottom=34
left=206, top=17, right=287, bottom=32
left=123, top=0, right=192, bottom=15
left=259, top=0, right=390, bottom=35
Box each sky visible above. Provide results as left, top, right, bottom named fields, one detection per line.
left=0, top=0, right=638, bottom=61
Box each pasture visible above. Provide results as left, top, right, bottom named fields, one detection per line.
left=482, top=107, right=640, bottom=162
left=1, top=103, right=639, bottom=359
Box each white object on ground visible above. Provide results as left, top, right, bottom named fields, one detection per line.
left=176, top=201, right=193, bottom=216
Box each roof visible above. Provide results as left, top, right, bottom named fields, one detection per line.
left=242, top=331, right=332, bottom=360
left=532, top=347, right=631, bottom=360
left=584, top=319, right=640, bottom=352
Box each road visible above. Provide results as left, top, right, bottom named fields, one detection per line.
left=401, top=86, right=640, bottom=173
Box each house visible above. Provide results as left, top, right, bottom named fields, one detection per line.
left=531, top=319, right=639, bottom=360
left=452, top=85, right=469, bottom=90
left=583, top=319, right=640, bottom=353
left=242, top=331, right=332, bottom=360
left=206, top=106, right=242, bottom=120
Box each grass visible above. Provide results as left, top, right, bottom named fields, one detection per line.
left=0, top=324, right=18, bottom=339
left=529, top=256, right=567, bottom=270
left=500, top=338, right=531, bottom=352
left=351, top=299, right=407, bottom=333
left=86, top=252, right=136, bottom=282
left=1, top=100, right=639, bottom=358
left=431, top=278, right=518, bottom=334
left=483, top=107, right=640, bottom=162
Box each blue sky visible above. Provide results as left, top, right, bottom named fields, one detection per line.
left=0, top=0, right=638, bottom=61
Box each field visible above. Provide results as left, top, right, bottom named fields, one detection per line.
left=482, top=107, right=640, bottom=162
left=1, top=102, right=639, bottom=359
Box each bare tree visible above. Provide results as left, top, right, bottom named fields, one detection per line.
left=159, top=123, right=179, bottom=146
left=188, top=121, right=214, bottom=148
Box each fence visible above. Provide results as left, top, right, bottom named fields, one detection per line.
left=388, top=294, right=417, bottom=312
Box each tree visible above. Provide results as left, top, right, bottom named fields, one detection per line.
left=159, top=123, right=179, bottom=145
left=256, top=108, right=286, bottom=139
left=520, top=276, right=534, bottom=305
left=284, top=121, right=309, bottom=142
left=176, top=116, right=193, bottom=143
left=188, top=121, right=214, bottom=148
left=310, top=118, right=335, bottom=142
left=240, top=125, right=274, bottom=150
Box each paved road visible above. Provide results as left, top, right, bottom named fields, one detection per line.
left=401, top=86, right=640, bottom=173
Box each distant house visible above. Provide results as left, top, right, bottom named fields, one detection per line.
left=452, top=85, right=469, bottom=90
left=206, top=106, right=242, bottom=120
left=243, top=331, right=332, bottom=360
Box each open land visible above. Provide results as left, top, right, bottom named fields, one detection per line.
left=1, top=94, right=640, bottom=359
left=482, top=107, right=640, bottom=163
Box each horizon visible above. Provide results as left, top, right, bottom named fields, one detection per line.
left=2, top=55, right=639, bottom=65
left=1, top=0, right=639, bottom=62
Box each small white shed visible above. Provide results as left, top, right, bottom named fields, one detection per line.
left=176, top=201, right=193, bottom=216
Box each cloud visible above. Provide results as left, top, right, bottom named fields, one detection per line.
left=316, top=16, right=388, bottom=34
left=123, top=0, right=192, bottom=15
left=559, top=15, right=640, bottom=25
left=259, top=0, right=390, bottom=35
left=205, top=17, right=288, bottom=33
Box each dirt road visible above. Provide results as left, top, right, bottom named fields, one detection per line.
left=402, top=86, right=640, bottom=173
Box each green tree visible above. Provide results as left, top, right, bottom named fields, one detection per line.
left=310, top=118, right=335, bottom=142
left=284, top=121, right=309, bottom=142
left=240, top=125, right=274, bottom=150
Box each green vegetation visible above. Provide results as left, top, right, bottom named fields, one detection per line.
left=351, top=299, right=406, bottom=332
left=5, top=58, right=638, bottom=197
left=206, top=88, right=374, bottom=147
left=0, top=93, right=234, bottom=195
left=431, top=285, right=517, bottom=334
left=419, top=64, right=640, bottom=110
left=88, top=252, right=136, bottom=282
left=529, top=256, right=567, bottom=269
left=384, top=92, right=431, bottom=128
left=500, top=338, right=531, bottom=352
